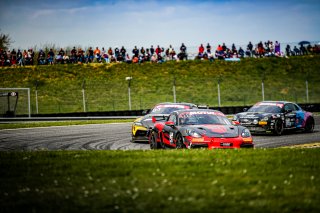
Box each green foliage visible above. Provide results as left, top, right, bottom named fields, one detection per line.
left=1, top=56, right=320, bottom=114
left=0, top=149, right=319, bottom=212
left=0, top=30, right=13, bottom=50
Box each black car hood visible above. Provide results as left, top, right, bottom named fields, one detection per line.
left=237, top=112, right=274, bottom=119
left=185, top=124, right=239, bottom=138
left=140, top=114, right=169, bottom=129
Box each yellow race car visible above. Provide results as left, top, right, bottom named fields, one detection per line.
left=131, top=102, right=197, bottom=142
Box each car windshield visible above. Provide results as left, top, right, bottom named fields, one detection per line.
left=248, top=103, right=283, bottom=113
left=151, top=104, right=190, bottom=114
left=178, top=111, right=231, bottom=125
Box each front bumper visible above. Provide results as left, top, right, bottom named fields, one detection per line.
left=184, top=136, right=254, bottom=149
left=132, top=125, right=148, bottom=142
left=239, top=119, right=273, bottom=133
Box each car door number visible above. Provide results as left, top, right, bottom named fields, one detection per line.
left=285, top=118, right=291, bottom=127
left=169, top=132, right=174, bottom=144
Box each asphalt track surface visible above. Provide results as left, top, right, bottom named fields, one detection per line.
left=0, top=117, right=319, bottom=151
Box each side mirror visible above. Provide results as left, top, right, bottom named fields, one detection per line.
left=142, top=109, right=149, bottom=115
left=152, top=116, right=157, bottom=123
left=285, top=109, right=293, bottom=114
left=165, top=121, right=175, bottom=127
left=243, top=108, right=248, bottom=112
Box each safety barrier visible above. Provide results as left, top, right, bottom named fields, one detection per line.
left=16, top=103, right=319, bottom=118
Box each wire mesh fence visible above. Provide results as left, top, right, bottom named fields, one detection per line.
left=1, top=74, right=316, bottom=117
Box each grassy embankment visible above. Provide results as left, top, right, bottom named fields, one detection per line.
left=1, top=56, right=320, bottom=115
left=0, top=149, right=319, bottom=212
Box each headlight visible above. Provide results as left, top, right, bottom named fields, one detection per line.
left=241, top=128, right=251, bottom=138
left=233, top=115, right=238, bottom=121
left=262, top=116, right=269, bottom=121
left=186, top=129, right=202, bottom=138
left=134, top=122, right=143, bottom=126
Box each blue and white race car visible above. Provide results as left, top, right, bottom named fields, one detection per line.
left=233, top=101, right=315, bottom=135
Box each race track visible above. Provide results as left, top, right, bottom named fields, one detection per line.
left=0, top=117, right=319, bottom=151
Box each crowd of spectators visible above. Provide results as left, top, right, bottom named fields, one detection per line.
left=1, top=41, right=319, bottom=67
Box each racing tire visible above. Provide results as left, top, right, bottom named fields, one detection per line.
left=131, top=135, right=136, bottom=143
left=150, top=132, right=160, bottom=149
left=158, top=132, right=167, bottom=149
left=273, top=119, right=283, bottom=136
left=175, top=134, right=186, bottom=149
left=304, top=118, right=315, bottom=133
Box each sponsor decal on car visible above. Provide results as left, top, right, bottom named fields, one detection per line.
left=255, top=102, right=284, bottom=108
left=191, top=138, right=204, bottom=142
left=258, top=121, right=267, bottom=125
left=220, top=142, right=232, bottom=147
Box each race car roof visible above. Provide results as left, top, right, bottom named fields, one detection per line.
left=174, top=109, right=225, bottom=116
left=154, top=102, right=198, bottom=108
left=258, top=101, right=294, bottom=105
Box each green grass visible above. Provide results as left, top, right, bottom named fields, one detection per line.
left=1, top=56, right=320, bottom=115
left=0, top=149, right=319, bottom=212
left=0, top=119, right=134, bottom=130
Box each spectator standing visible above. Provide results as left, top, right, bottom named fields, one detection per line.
left=10, top=49, right=17, bottom=65
left=17, top=49, right=23, bottom=66
left=94, top=47, right=100, bottom=57
left=120, top=46, right=126, bottom=59
left=150, top=45, right=155, bottom=55
left=47, top=48, right=55, bottom=65
left=78, top=48, right=85, bottom=63
left=70, top=47, right=77, bottom=63
left=38, top=49, right=46, bottom=65
left=132, top=46, right=139, bottom=57
left=57, top=48, right=64, bottom=64
left=101, top=47, right=108, bottom=62
left=231, top=43, right=237, bottom=54
left=145, top=48, right=151, bottom=61
left=22, top=50, right=27, bottom=64
left=300, top=44, right=307, bottom=55
left=247, top=41, right=253, bottom=57
left=274, top=41, right=280, bottom=55
left=198, top=44, right=204, bottom=55
left=87, top=47, right=94, bottom=63
left=179, top=43, right=187, bottom=60
left=23, top=49, right=34, bottom=65
left=58, top=48, right=65, bottom=57
left=101, top=47, right=106, bottom=56
left=293, top=46, right=300, bottom=55
left=285, top=44, right=291, bottom=56
left=257, top=41, right=264, bottom=57
left=140, top=47, right=146, bottom=56
left=269, top=41, right=275, bottom=54
left=114, top=47, right=120, bottom=59
left=155, top=45, right=162, bottom=56
left=108, top=47, right=113, bottom=58
left=238, top=47, right=244, bottom=58
left=222, top=43, right=227, bottom=52
left=94, top=47, right=101, bottom=62
left=206, top=43, right=211, bottom=54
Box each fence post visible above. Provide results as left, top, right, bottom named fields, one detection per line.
left=82, top=80, right=86, bottom=112
left=261, top=80, right=265, bottom=101
left=217, top=79, right=221, bottom=107
left=306, top=80, right=309, bottom=103
left=126, top=77, right=132, bottom=110
left=35, top=81, right=39, bottom=114
left=173, top=76, right=176, bottom=103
